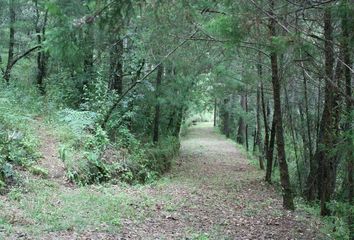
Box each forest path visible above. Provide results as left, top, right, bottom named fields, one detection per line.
left=34, top=118, right=66, bottom=184
left=1, top=123, right=326, bottom=240
left=118, top=123, right=325, bottom=239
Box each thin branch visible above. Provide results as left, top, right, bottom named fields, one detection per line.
left=188, top=25, right=271, bottom=58
left=296, top=57, right=354, bottom=105
left=9, top=45, right=41, bottom=69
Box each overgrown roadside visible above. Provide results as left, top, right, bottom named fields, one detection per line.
left=1, top=123, right=328, bottom=239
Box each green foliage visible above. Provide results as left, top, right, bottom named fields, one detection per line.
left=67, top=132, right=179, bottom=185
left=0, top=85, right=41, bottom=191
left=269, top=36, right=293, bottom=54
left=298, top=199, right=353, bottom=240
left=81, top=73, right=115, bottom=116
left=206, top=15, right=244, bottom=44
left=29, top=165, right=49, bottom=178
left=58, top=108, right=98, bottom=136
left=145, top=136, right=180, bottom=176
left=53, top=107, right=180, bottom=185
left=323, top=201, right=353, bottom=240
left=46, top=71, right=83, bottom=108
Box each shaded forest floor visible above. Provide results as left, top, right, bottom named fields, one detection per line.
left=0, top=123, right=328, bottom=239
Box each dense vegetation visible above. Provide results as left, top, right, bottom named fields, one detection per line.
left=0, top=0, right=353, bottom=239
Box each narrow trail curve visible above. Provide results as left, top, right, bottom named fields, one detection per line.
left=120, top=123, right=325, bottom=239
left=34, top=119, right=66, bottom=184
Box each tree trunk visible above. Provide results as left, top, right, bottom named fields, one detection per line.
left=173, top=107, right=184, bottom=137
left=269, top=0, right=294, bottom=210
left=109, top=38, right=123, bottom=94
left=342, top=8, right=353, bottom=239
left=301, top=62, right=313, bottom=162
left=317, top=8, right=337, bottom=216
left=305, top=78, right=321, bottom=201
left=245, top=93, right=249, bottom=151
left=153, top=64, right=163, bottom=143
left=35, top=2, right=48, bottom=94
left=222, top=97, right=230, bottom=138
left=255, top=125, right=264, bottom=169
left=265, top=115, right=276, bottom=183
left=213, top=98, right=217, bottom=127
left=301, top=57, right=318, bottom=200
left=285, top=86, right=302, bottom=193
left=237, top=94, right=246, bottom=144
left=298, top=104, right=309, bottom=165
left=256, top=62, right=264, bottom=169
left=4, top=0, right=15, bottom=83
left=261, top=80, right=270, bottom=167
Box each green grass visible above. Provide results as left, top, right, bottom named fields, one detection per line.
left=0, top=177, right=185, bottom=237
left=13, top=181, right=136, bottom=233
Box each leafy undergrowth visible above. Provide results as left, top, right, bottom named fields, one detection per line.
left=0, top=84, right=42, bottom=192
left=0, top=84, right=180, bottom=191
left=45, top=108, right=180, bottom=185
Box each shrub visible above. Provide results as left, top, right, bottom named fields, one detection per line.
left=145, top=136, right=180, bottom=174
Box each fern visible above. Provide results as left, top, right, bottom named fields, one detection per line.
left=58, top=108, right=98, bottom=136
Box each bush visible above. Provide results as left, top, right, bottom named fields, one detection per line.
left=56, top=111, right=180, bottom=185
left=146, top=136, right=180, bottom=174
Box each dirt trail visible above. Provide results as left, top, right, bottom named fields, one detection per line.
left=35, top=119, right=66, bottom=184
left=2, top=122, right=327, bottom=240
left=119, top=123, right=325, bottom=239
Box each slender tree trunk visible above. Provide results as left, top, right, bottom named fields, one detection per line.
left=35, top=2, right=48, bottom=94
left=265, top=114, right=276, bottom=183
left=256, top=84, right=264, bottom=169
left=4, top=0, right=15, bottom=83
left=167, top=110, right=176, bottom=133
left=298, top=104, right=309, bottom=165
left=305, top=79, right=321, bottom=201
left=253, top=128, right=257, bottom=153
left=223, top=97, right=230, bottom=138
left=237, top=94, right=246, bottom=144
left=245, top=93, right=249, bottom=151
left=285, top=86, right=302, bottom=193
left=214, top=98, right=217, bottom=127
left=261, top=79, right=270, bottom=165
left=109, top=37, right=123, bottom=94
left=317, top=8, right=336, bottom=216
left=173, top=107, right=184, bottom=137
left=301, top=63, right=313, bottom=161
left=302, top=60, right=318, bottom=200
left=153, top=64, right=163, bottom=143
left=269, top=0, right=294, bottom=210
left=342, top=9, right=353, bottom=239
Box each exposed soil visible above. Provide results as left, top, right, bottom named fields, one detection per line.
left=35, top=119, right=66, bottom=184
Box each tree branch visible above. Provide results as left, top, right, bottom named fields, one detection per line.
left=9, top=45, right=41, bottom=69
